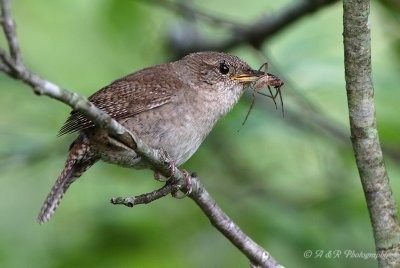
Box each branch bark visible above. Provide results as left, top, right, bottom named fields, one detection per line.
left=0, top=1, right=283, bottom=267
left=343, top=1, right=400, bottom=266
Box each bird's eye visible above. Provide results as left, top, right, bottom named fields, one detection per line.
left=219, top=61, right=229, bottom=75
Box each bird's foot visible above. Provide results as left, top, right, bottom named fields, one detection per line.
left=153, top=158, right=177, bottom=182
left=172, top=169, right=192, bottom=199
left=155, top=148, right=191, bottom=198
left=157, top=148, right=177, bottom=178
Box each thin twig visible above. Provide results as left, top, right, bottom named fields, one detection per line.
left=0, top=0, right=21, bottom=64
left=0, top=61, right=11, bottom=74
left=110, top=174, right=284, bottom=267
left=0, top=46, right=13, bottom=68
left=0, top=46, right=21, bottom=78
left=189, top=175, right=284, bottom=268
left=111, top=183, right=175, bottom=207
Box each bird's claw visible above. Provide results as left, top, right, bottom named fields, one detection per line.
left=172, top=169, right=192, bottom=199
left=153, top=148, right=177, bottom=181
left=153, top=159, right=177, bottom=182
left=157, top=148, right=178, bottom=177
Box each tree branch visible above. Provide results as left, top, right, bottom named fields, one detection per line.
left=343, top=1, right=400, bottom=266
left=189, top=175, right=280, bottom=268
left=0, top=0, right=20, bottom=64
left=0, top=60, right=11, bottom=73
left=111, top=182, right=176, bottom=207
left=0, top=1, right=283, bottom=267
left=164, top=0, right=339, bottom=58
left=111, top=174, right=283, bottom=268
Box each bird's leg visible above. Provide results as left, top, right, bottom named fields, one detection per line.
left=153, top=148, right=177, bottom=182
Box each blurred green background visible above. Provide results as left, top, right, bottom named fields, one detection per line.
left=0, top=0, right=399, bottom=267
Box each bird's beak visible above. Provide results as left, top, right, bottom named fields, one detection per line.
left=233, top=69, right=264, bottom=82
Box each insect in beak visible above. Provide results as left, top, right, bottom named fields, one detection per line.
left=241, top=63, right=284, bottom=127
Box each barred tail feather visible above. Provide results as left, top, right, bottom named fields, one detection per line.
left=38, top=137, right=94, bottom=224
left=38, top=159, right=77, bottom=224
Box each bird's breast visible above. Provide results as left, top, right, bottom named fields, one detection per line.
left=86, top=83, right=244, bottom=168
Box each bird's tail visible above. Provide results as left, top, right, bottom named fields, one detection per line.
left=38, top=137, right=96, bottom=224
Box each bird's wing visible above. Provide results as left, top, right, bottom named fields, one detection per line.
left=58, top=65, right=179, bottom=136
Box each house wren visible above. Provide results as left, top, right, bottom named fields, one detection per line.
left=38, top=51, right=264, bottom=223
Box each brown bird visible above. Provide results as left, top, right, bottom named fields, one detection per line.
left=38, top=52, right=264, bottom=224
